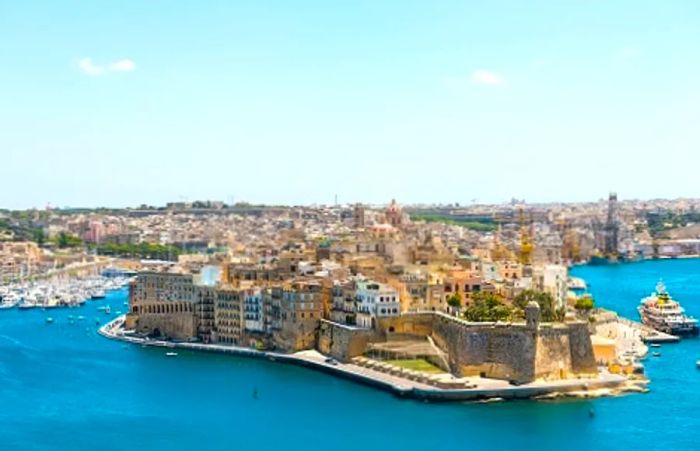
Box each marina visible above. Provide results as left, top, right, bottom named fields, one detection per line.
left=0, top=273, right=131, bottom=310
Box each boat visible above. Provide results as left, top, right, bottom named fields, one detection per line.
left=45, top=317, right=54, bottom=324
left=639, top=281, right=699, bottom=336
left=165, top=352, right=178, bottom=357
left=650, top=343, right=661, bottom=348
left=90, top=289, right=106, bottom=299
left=652, top=352, right=661, bottom=357
left=105, top=306, right=111, bottom=315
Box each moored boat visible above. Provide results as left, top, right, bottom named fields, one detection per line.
left=638, top=281, right=699, bottom=337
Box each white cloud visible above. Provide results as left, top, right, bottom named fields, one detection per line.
left=78, top=57, right=135, bottom=76
left=471, top=70, right=505, bottom=86
left=109, top=59, right=135, bottom=72
left=78, top=58, right=105, bottom=76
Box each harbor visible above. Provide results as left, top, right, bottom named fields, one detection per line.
left=0, top=270, right=132, bottom=310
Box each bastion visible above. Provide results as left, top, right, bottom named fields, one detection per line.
left=318, top=303, right=597, bottom=384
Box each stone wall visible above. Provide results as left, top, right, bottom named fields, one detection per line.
left=134, top=313, right=197, bottom=341
left=566, top=322, right=598, bottom=375
left=360, top=312, right=598, bottom=384
left=317, top=320, right=382, bottom=362
left=429, top=315, right=537, bottom=383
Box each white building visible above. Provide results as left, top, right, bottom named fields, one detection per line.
left=539, top=264, right=568, bottom=309
left=243, top=287, right=264, bottom=332
left=355, top=279, right=400, bottom=329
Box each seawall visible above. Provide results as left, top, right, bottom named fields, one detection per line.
left=100, top=316, right=628, bottom=402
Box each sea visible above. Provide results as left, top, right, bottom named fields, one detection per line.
left=2, top=258, right=700, bottom=451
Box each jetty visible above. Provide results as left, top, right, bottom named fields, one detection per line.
left=100, top=315, right=633, bottom=402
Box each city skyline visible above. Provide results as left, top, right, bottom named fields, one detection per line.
left=2, top=1, right=699, bottom=209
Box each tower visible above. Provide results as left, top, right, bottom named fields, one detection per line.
left=519, top=207, right=533, bottom=266
left=353, top=203, right=365, bottom=228
left=604, top=192, right=619, bottom=257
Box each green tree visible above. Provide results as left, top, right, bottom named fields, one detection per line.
left=54, top=232, right=82, bottom=248
left=31, top=228, right=46, bottom=246
left=575, top=296, right=595, bottom=311
left=446, top=292, right=462, bottom=308
left=513, top=289, right=563, bottom=322
left=463, top=292, right=516, bottom=322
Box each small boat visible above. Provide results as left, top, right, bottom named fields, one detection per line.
left=77, top=315, right=85, bottom=321
left=165, top=352, right=178, bottom=357
left=45, top=317, right=54, bottom=324
left=653, top=352, right=661, bottom=357
left=105, top=306, right=111, bottom=315
left=650, top=344, right=661, bottom=348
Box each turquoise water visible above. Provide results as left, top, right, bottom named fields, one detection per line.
left=2, top=260, right=700, bottom=451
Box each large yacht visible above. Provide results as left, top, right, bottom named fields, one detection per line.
left=639, top=281, right=698, bottom=336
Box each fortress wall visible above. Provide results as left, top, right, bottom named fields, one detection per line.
left=351, top=313, right=597, bottom=383
left=535, top=326, right=573, bottom=379
left=318, top=320, right=382, bottom=362
left=432, top=317, right=537, bottom=382
left=567, top=322, right=598, bottom=374
left=135, top=313, right=197, bottom=341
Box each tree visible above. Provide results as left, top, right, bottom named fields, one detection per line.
left=446, top=292, right=462, bottom=308
left=31, top=228, right=46, bottom=246
left=54, top=232, right=82, bottom=248
left=513, top=289, right=563, bottom=322
left=575, top=296, right=595, bottom=311
left=463, top=292, right=516, bottom=322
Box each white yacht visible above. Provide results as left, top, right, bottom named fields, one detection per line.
left=639, top=281, right=698, bottom=336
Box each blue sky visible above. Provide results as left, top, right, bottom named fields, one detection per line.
left=1, top=1, right=699, bottom=209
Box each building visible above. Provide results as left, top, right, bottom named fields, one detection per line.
left=330, top=280, right=357, bottom=325
left=538, top=264, right=568, bottom=309
left=274, top=280, right=324, bottom=351
left=243, top=287, right=264, bottom=333
left=355, top=279, right=400, bottom=328
left=127, top=271, right=198, bottom=340
left=214, top=286, right=243, bottom=345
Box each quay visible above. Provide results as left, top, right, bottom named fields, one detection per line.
left=594, top=309, right=680, bottom=345
left=100, top=315, right=631, bottom=402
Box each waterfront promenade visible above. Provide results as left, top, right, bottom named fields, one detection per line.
left=100, top=316, right=632, bottom=402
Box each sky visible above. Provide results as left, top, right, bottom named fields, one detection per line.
left=1, top=1, right=699, bottom=209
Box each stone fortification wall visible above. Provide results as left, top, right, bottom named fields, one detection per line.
left=135, top=313, right=197, bottom=341
left=430, top=316, right=537, bottom=383
left=317, top=320, right=382, bottom=362
left=369, top=312, right=597, bottom=384
left=535, top=326, right=572, bottom=379
left=566, top=322, right=598, bottom=374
